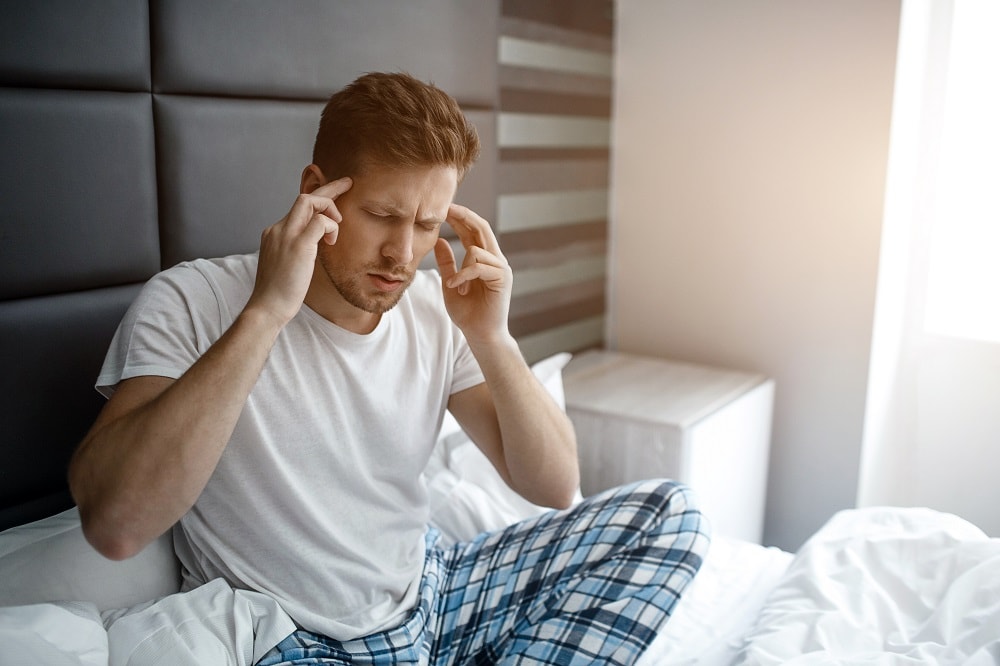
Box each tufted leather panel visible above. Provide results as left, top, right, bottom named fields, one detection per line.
left=0, top=0, right=150, bottom=91
left=0, top=89, right=159, bottom=300
left=0, top=285, right=141, bottom=519
left=151, top=0, right=498, bottom=106
left=155, top=96, right=325, bottom=268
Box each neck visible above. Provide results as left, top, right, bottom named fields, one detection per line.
left=303, top=266, right=382, bottom=335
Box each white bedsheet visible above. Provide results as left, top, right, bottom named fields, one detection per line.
left=638, top=535, right=794, bottom=666
left=736, top=507, right=1000, bottom=665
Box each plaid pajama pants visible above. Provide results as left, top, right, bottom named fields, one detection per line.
left=256, top=479, right=709, bottom=666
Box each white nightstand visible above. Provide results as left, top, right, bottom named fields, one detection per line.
left=563, top=350, right=774, bottom=544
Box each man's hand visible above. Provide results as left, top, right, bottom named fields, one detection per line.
left=439, top=204, right=580, bottom=509
left=248, top=177, right=353, bottom=326
left=434, top=204, right=512, bottom=344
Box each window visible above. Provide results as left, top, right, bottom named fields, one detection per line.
left=922, top=0, right=1000, bottom=344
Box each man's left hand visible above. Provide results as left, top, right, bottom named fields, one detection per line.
left=434, top=204, right=512, bottom=345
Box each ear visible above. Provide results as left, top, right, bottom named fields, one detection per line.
left=300, top=164, right=326, bottom=194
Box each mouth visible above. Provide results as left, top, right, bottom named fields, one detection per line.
left=369, top=272, right=408, bottom=293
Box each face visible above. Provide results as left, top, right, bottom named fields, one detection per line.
left=312, top=163, right=458, bottom=324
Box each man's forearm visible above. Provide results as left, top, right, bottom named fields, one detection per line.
left=70, top=306, right=283, bottom=560
left=468, top=333, right=580, bottom=508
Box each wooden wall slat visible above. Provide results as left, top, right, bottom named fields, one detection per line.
left=499, top=66, right=612, bottom=97
left=500, top=88, right=611, bottom=117
left=500, top=146, right=610, bottom=162
left=499, top=1, right=613, bottom=362
left=500, top=16, right=613, bottom=52
left=499, top=159, right=609, bottom=193
left=510, top=294, right=605, bottom=338
left=509, top=277, right=605, bottom=319
left=517, top=316, right=606, bottom=363
left=501, top=0, right=614, bottom=38
left=500, top=221, right=606, bottom=254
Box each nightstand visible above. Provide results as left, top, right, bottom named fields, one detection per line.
left=563, top=350, right=774, bottom=544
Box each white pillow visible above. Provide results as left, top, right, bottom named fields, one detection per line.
left=427, top=352, right=579, bottom=546
left=0, top=601, right=108, bottom=666
left=0, top=508, right=180, bottom=611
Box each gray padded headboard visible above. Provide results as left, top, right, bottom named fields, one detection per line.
left=0, top=0, right=499, bottom=530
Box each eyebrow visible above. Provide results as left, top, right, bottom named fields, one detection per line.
left=361, top=200, right=404, bottom=216
left=361, top=200, right=445, bottom=226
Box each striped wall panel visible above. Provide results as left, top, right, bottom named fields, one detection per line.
left=499, top=0, right=614, bottom=363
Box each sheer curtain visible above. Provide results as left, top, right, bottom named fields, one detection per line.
left=858, top=0, right=1000, bottom=535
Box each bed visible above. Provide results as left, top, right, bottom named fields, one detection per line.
left=3, top=2, right=1000, bottom=665
left=3, top=354, right=1000, bottom=664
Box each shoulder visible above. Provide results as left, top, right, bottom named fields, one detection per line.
left=146, top=253, right=257, bottom=303
left=169, top=253, right=258, bottom=287
left=126, top=253, right=256, bottom=333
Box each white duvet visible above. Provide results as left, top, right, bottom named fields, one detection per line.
left=736, top=507, right=1000, bottom=665
left=3, top=507, right=1000, bottom=665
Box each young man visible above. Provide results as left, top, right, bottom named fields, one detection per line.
left=69, top=72, right=708, bottom=665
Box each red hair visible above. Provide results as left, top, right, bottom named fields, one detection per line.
left=312, top=72, right=480, bottom=180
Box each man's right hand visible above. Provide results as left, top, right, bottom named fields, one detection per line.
left=248, top=177, right=353, bottom=327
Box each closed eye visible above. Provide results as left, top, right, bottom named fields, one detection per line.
left=362, top=207, right=441, bottom=232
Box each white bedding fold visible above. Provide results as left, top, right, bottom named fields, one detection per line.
left=105, top=578, right=296, bottom=666
left=736, top=507, right=1000, bottom=665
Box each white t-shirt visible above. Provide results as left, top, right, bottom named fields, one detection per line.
left=96, top=253, right=485, bottom=639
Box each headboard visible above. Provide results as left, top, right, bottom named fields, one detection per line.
left=0, top=0, right=500, bottom=531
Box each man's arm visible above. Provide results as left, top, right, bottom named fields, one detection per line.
left=69, top=177, right=352, bottom=560
left=435, top=205, right=579, bottom=509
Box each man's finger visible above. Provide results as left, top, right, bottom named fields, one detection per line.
left=448, top=262, right=508, bottom=295
left=446, top=204, right=502, bottom=257
left=307, top=177, right=353, bottom=225
left=314, top=176, right=353, bottom=201
left=305, top=213, right=339, bottom=246
left=434, top=238, right=458, bottom=281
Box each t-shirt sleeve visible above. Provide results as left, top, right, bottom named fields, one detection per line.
left=96, top=264, right=225, bottom=398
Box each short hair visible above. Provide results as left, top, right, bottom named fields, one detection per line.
left=312, top=72, right=480, bottom=181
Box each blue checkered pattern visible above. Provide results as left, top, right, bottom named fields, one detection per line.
left=256, top=479, right=709, bottom=665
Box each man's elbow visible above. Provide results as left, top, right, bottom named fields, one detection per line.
left=78, top=508, right=146, bottom=561
left=72, top=481, right=146, bottom=562
left=533, top=473, right=581, bottom=511
left=549, top=484, right=580, bottom=511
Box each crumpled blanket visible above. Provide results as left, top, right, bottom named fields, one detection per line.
left=0, top=578, right=296, bottom=666
left=735, top=507, right=1000, bottom=665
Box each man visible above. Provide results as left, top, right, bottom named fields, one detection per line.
left=69, top=72, right=707, bottom=665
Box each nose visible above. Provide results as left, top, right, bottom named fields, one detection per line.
left=381, top=223, right=415, bottom=265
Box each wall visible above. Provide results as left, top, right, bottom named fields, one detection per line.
left=497, top=0, right=615, bottom=363
left=610, top=0, right=902, bottom=550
